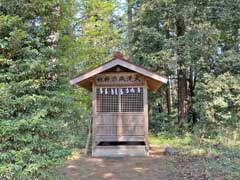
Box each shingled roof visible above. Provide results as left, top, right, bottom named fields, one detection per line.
left=70, top=53, right=167, bottom=91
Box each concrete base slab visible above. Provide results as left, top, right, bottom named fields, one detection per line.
left=92, top=145, right=148, bottom=157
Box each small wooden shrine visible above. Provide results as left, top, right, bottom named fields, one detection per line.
left=70, top=52, right=167, bottom=157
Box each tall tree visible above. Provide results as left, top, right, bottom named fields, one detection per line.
left=127, top=0, right=134, bottom=59
left=175, top=11, right=188, bottom=126
left=132, top=0, right=230, bottom=129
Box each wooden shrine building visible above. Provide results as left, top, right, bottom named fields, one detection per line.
left=70, top=52, right=167, bottom=157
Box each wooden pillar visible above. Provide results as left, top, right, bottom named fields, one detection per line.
left=117, top=88, right=122, bottom=138
left=92, top=83, right=97, bottom=150
left=143, top=80, right=149, bottom=151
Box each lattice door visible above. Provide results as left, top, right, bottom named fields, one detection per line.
left=120, top=87, right=143, bottom=112
left=96, top=88, right=118, bottom=112
left=96, top=87, right=144, bottom=113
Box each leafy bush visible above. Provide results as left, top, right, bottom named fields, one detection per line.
left=194, top=72, right=240, bottom=137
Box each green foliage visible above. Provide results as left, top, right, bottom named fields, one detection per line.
left=0, top=0, right=80, bottom=179
left=194, top=71, right=240, bottom=137
left=65, top=88, right=91, bottom=148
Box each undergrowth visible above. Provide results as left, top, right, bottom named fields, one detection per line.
left=149, top=131, right=240, bottom=179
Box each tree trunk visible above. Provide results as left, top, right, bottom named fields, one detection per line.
left=166, top=79, right=171, bottom=115
left=164, top=16, right=171, bottom=116
left=175, top=14, right=188, bottom=126
left=127, top=0, right=133, bottom=60
left=238, top=28, right=240, bottom=52
left=188, top=66, right=197, bottom=125
left=177, top=69, right=188, bottom=125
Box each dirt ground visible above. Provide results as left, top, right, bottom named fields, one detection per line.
left=57, top=147, right=228, bottom=180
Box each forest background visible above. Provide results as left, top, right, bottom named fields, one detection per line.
left=0, top=0, right=239, bottom=179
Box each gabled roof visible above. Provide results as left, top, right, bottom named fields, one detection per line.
left=70, top=54, right=167, bottom=91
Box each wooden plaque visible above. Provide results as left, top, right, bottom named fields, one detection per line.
left=95, top=73, right=144, bottom=86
